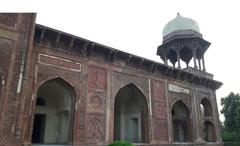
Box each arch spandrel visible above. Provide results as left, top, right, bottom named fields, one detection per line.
left=111, top=71, right=149, bottom=104
left=169, top=91, right=192, bottom=113
left=171, top=99, right=191, bottom=113
left=37, top=76, right=76, bottom=93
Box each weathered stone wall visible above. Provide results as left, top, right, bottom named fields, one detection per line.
left=0, top=13, right=222, bottom=146
left=0, top=13, right=36, bottom=146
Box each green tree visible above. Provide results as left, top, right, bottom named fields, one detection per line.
left=221, top=92, right=240, bottom=141
left=221, top=92, right=240, bottom=132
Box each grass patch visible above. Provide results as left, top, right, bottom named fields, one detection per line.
left=224, top=142, right=240, bottom=146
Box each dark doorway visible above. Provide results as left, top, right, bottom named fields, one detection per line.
left=171, top=100, right=192, bottom=142
left=32, top=114, right=46, bottom=143
left=131, top=118, right=139, bottom=142
left=32, top=78, right=75, bottom=144
left=203, top=121, right=216, bottom=142
left=114, top=83, right=148, bottom=143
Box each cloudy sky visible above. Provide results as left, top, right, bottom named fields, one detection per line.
left=3, top=0, right=240, bottom=120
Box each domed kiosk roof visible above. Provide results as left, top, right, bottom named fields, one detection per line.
left=162, top=13, right=200, bottom=37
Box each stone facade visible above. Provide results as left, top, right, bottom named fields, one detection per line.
left=0, top=13, right=223, bottom=146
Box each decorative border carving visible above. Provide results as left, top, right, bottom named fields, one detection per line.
left=168, top=83, right=189, bottom=94
left=88, top=65, right=107, bottom=92
left=38, top=54, right=81, bottom=72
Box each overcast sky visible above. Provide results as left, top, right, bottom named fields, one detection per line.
left=3, top=0, right=240, bottom=121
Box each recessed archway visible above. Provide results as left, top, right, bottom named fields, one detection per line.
left=167, top=49, right=177, bottom=67
left=201, top=98, right=213, bottom=117
left=32, top=77, right=75, bottom=144
left=114, top=83, right=148, bottom=143
left=203, top=121, right=216, bottom=142
left=180, top=46, right=193, bottom=67
left=171, top=100, right=192, bottom=142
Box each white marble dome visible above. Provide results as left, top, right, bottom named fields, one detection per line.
left=163, top=13, right=200, bottom=37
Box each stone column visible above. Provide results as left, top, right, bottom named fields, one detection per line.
left=177, top=50, right=181, bottom=69
left=198, top=59, right=201, bottom=71
left=193, top=49, right=198, bottom=69
left=192, top=90, right=204, bottom=144
left=164, top=55, right=168, bottom=65
left=202, top=55, right=206, bottom=71
left=212, top=92, right=223, bottom=143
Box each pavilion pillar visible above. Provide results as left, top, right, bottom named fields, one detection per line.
left=202, top=55, right=206, bottom=71
left=193, top=49, right=197, bottom=69
left=198, top=59, right=201, bottom=71
left=177, top=50, right=181, bottom=69
left=164, top=55, right=168, bottom=65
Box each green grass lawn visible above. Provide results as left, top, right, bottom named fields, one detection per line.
left=224, top=142, right=240, bottom=146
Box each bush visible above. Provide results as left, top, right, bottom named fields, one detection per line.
left=222, top=131, right=240, bottom=142
left=108, top=141, right=134, bottom=146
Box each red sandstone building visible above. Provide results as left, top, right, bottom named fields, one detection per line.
left=0, top=13, right=222, bottom=146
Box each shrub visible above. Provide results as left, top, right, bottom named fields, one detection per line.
left=222, top=131, right=240, bottom=142
left=108, top=141, right=134, bottom=146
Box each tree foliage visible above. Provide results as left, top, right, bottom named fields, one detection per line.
left=221, top=92, right=240, bottom=141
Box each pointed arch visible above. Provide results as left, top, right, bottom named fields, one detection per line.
left=32, top=77, right=75, bottom=144
left=167, top=49, right=177, bottom=67
left=180, top=46, right=193, bottom=66
left=203, top=121, right=216, bottom=142
left=171, top=100, right=192, bottom=142
left=114, top=83, right=149, bottom=143
left=171, top=99, right=191, bottom=112
left=200, top=97, right=213, bottom=117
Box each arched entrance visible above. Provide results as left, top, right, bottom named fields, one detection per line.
left=200, top=98, right=213, bottom=117
left=114, top=83, right=148, bottom=143
left=203, top=121, right=216, bottom=142
left=171, top=100, right=192, bottom=142
left=32, top=78, right=75, bottom=144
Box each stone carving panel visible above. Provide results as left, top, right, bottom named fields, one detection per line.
left=152, top=80, right=168, bottom=141
left=153, top=80, right=166, bottom=102
left=0, top=13, right=18, bottom=29
left=85, top=114, right=105, bottom=142
left=88, top=65, right=107, bottom=91
left=87, top=92, right=105, bottom=113
left=86, top=64, right=107, bottom=143
left=0, top=38, right=13, bottom=78
left=154, top=118, right=169, bottom=141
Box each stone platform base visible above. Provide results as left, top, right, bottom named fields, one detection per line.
left=0, top=143, right=224, bottom=146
